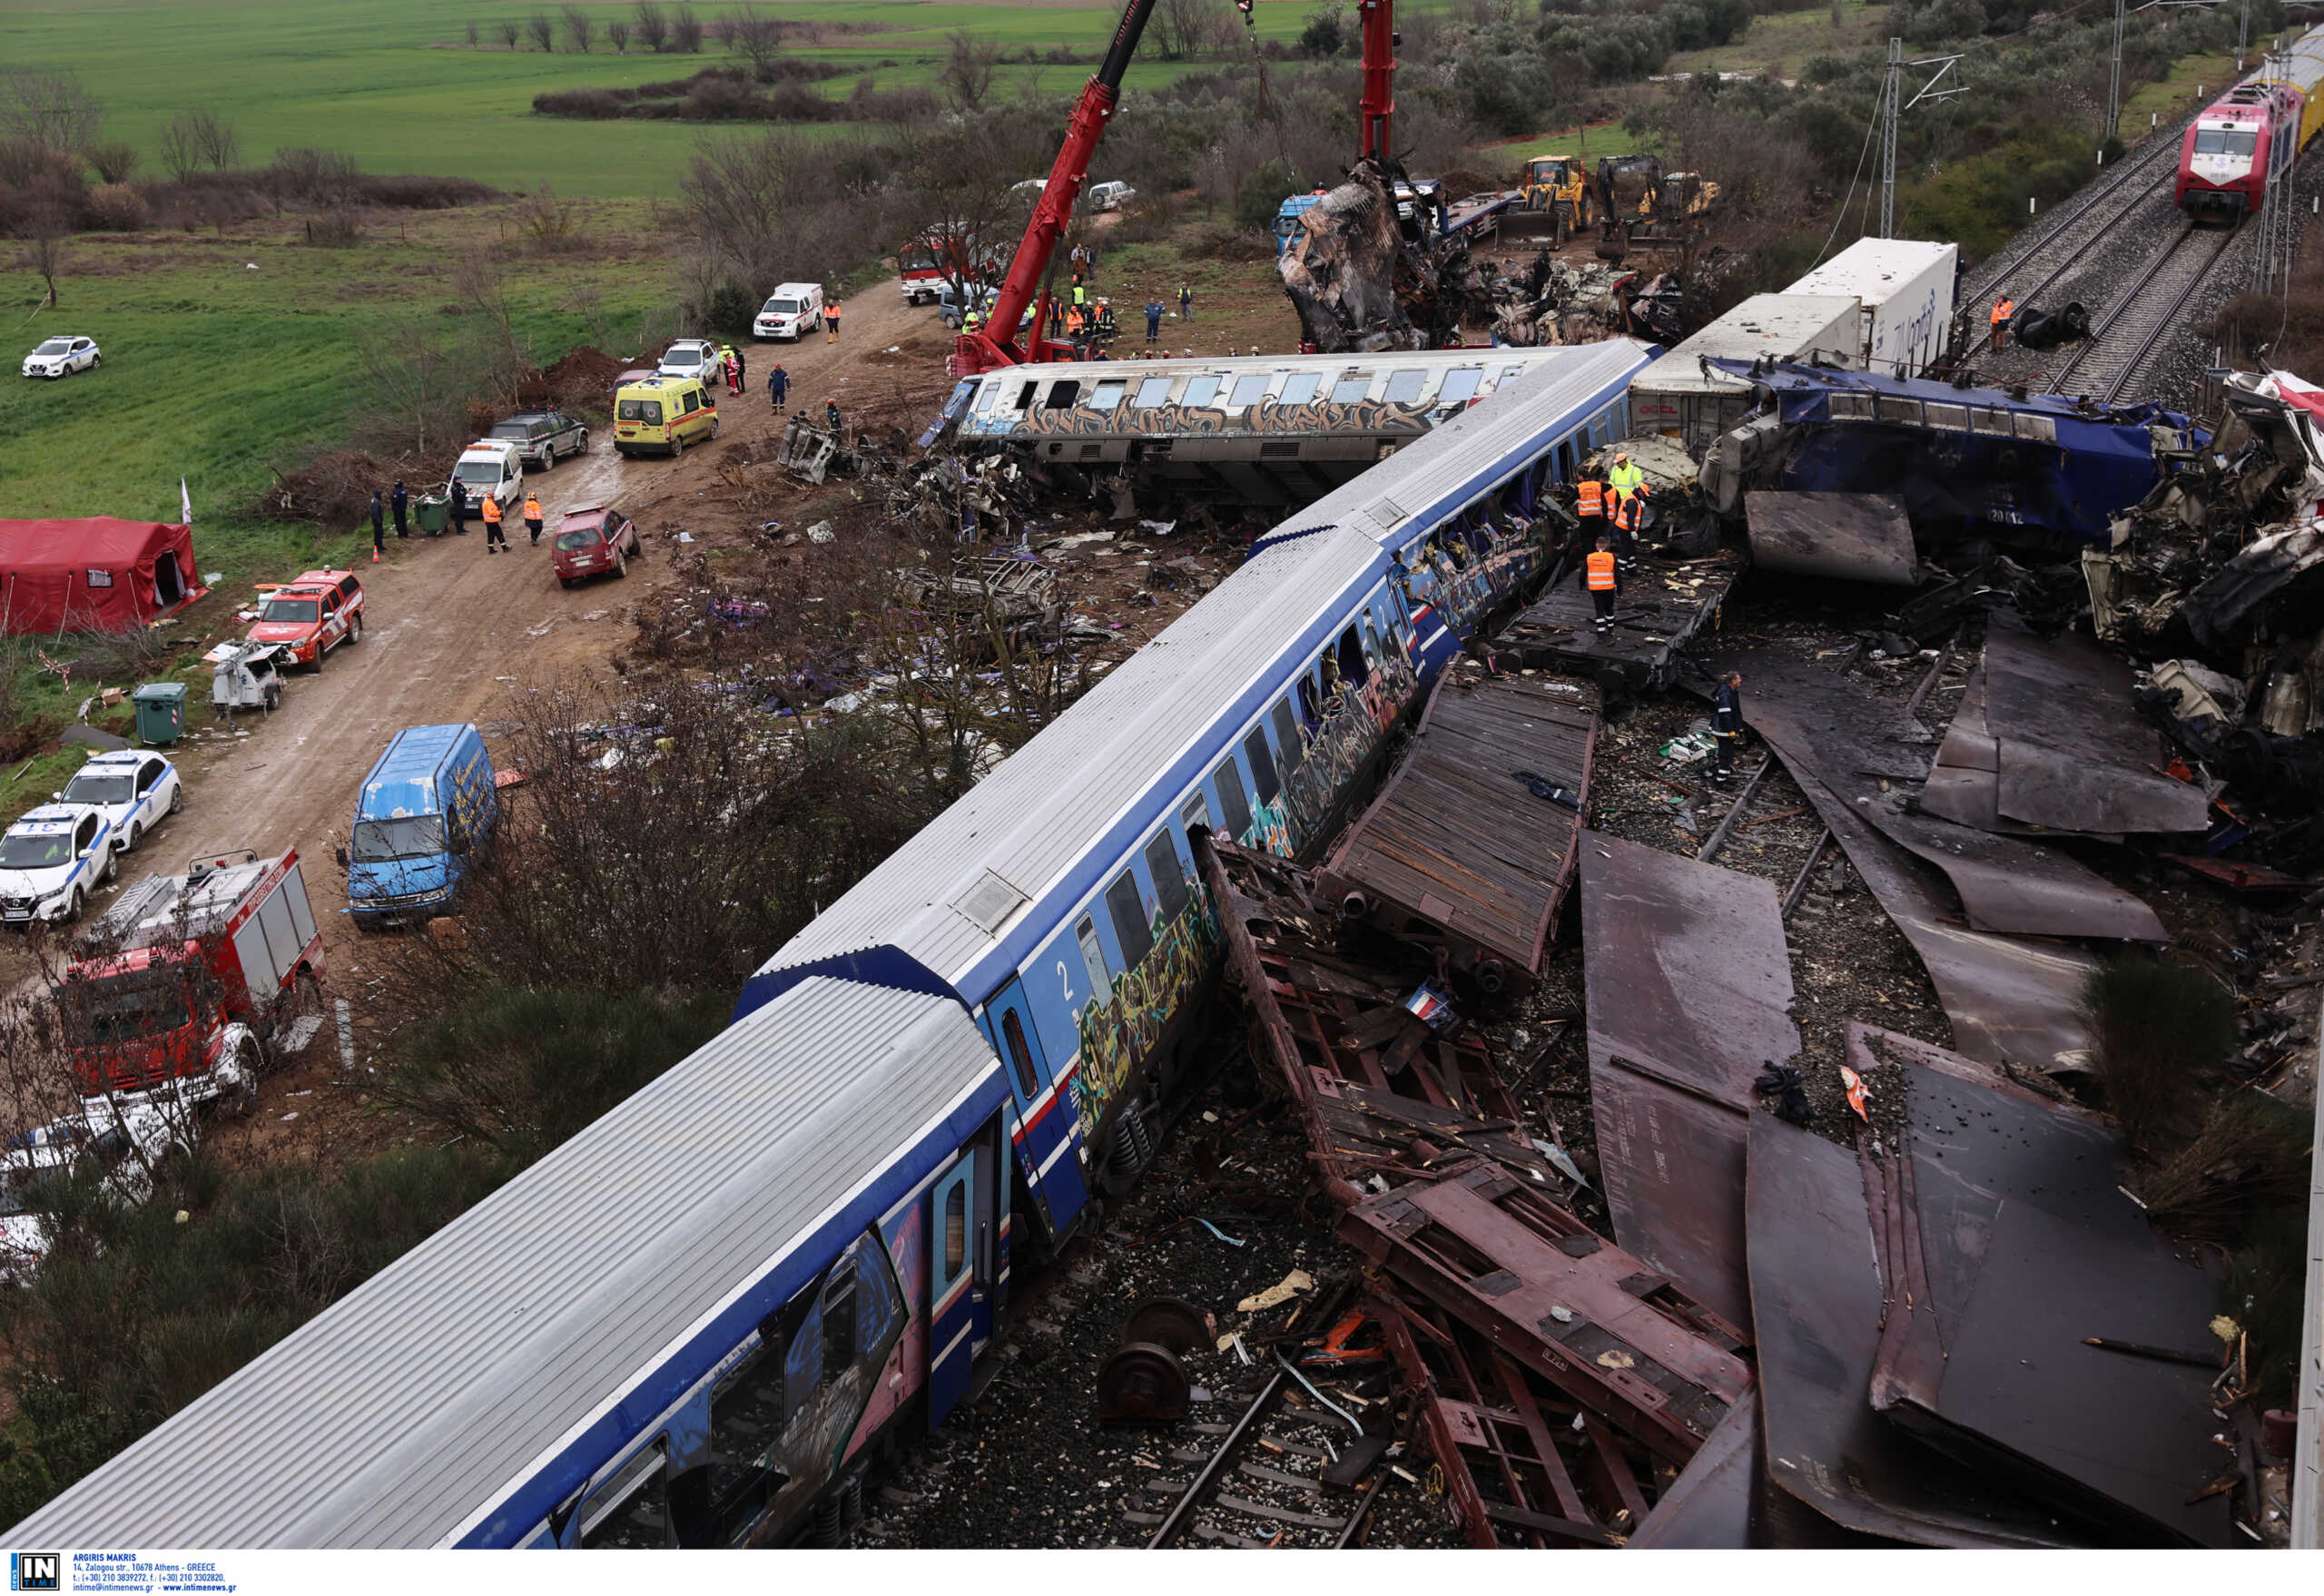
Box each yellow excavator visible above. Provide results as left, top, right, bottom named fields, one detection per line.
left=1512, top=154, right=1594, bottom=242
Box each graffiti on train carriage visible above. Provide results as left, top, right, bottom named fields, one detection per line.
left=1008, top=393, right=1435, bottom=440
left=1278, top=645, right=1420, bottom=852
left=580, top=1228, right=905, bottom=1549
left=1071, top=888, right=1221, bottom=1138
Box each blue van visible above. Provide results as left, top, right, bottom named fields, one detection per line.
left=344, top=724, right=497, bottom=930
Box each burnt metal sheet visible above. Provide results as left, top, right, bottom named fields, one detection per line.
left=1373, top=1289, right=1668, bottom=1547
left=1338, top=1158, right=1752, bottom=1465
left=1197, top=835, right=1569, bottom=1193
left=1921, top=664, right=2124, bottom=842
left=1627, top=1392, right=1760, bottom=1548
left=1579, top=832, right=1800, bottom=1111
left=1745, top=491, right=1917, bottom=586
left=1711, top=649, right=2165, bottom=941
left=1495, top=550, right=1742, bottom=692
left=1982, top=623, right=2211, bottom=835
left=1858, top=1041, right=2234, bottom=1547
left=1589, top=1062, right=1749, bottom=1331
left=1318, top=672, right=1599, bottom=985
left=1780, top=760, right=2097, bottom=1069
left=1743, top=1111, right=2076, bottom=1547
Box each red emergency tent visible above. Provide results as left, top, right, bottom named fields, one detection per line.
left=0, top=517, right=202, bottom=635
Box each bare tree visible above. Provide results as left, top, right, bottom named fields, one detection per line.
left=498, top=17, right=521, bottom=48
left=87, top=139, right=137, bottom=182
left=635, top=0, right=671, bottom=52
left=939, top=30, right=1000, bottom=112
left=466, top=18, right=481, bottom=46
left=724, top=5, right=784, bottom=78
left=1149, top=0, right=1224, bottom=60
left=0, top=68, right=104, bottom=156
left=608, top=18, right=633, bottom=52
left=452, top=250, right=529, bottom=407
left=351, top=316, right=473, bottom=458
left=157, top=108, right=238, bottom=179
left=15, top=200, right=71, bottom=309
left=527, top=12, right=556, bottom=51
left=671, top=4, right=704, bottom=51
left=561, top=5, right=596, bottom=53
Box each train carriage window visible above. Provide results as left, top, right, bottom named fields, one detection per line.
left=1043, top=380, right=1080, bottom=409
left=1280, top=371, right=1322, bottom=404
left=1133, top=376, right=1175, bottom=408
left=1001, top=1010, right=1040, bottom=1099
left=1106, top=871, right=1156, bottom=968
left=783, top=1296, right=824, bottom=1414
left=1384, top=369, right=1428, bottom=405
left=1090, top=379, right=1128, bottom=410
left=1075, top=915, right=1112, bottom=1002
left=1271, top=699, right=1305, bottom=777
left=1179, top=794, right=1212, bottom=834
left=1212, top=757, right=1254, bottom=841
left=822, top=1260, right=859, bottom=1371
left=579, top=1442, right=671, bottom=1548
left=1437, top=367, right=1482, bottom=408
left=1143, top=832, right=1190, bottom=924
left=1969, top=407, right=2012, bottom=437
left=1336, top=626, right=1369, bottom=685
left=1296, top=674, right=1322, bottom=727
left=1013, top=381, right=1039, bottom=412
left=944, top=1181, right=966, bottom=1275
left=855, top=1230, right=904, bottom=1355
left=1242, top=727, right=1281, bottom=804
left=1332, top=371, right=1373, bottom=404
left=1228, top=373, right=1271, bottom=408
left=975, top=379, right=1006, bottom=413
left=1182, top=375, right=1223, bottom=408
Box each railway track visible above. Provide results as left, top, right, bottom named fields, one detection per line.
left=2047, top=220, right=2243, bottom=402
left=1134, top=1359, right=1393, bottom=1548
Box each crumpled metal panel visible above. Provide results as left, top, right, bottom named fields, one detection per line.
left=1744, top=490, right=1917, bottom=585
left=1626, top=1385, right=1760, bottom=1548
left=1579, top=832, right=1800, bottom=1111
left=1744, top=1111, right=2076, bottom=1547
left=1712, top=648, right=2165, bottom=941
left=1981, top=623, right=2211, bottom=835
left=1588, top=1065, right=1751, bottom=1331
left=1859, top=1038, right=2236, bottom=1548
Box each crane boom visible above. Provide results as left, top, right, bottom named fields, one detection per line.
left=950, top=0, right=1164, bottom=375
left=947, top=0, right=1400, bottom=377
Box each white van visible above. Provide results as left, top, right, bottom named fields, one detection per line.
left=449, top=438, right=524, bottom=517
left=753, top=282, right=825, bottom=341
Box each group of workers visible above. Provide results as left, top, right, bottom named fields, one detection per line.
left=366, top=480, right=548, bottom=559
left=1574, top=448, right=1652, bottom=626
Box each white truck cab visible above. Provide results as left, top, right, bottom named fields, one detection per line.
left=449, top=438, right=525, bottom=517
left=753, top=283, right=825, bottom=341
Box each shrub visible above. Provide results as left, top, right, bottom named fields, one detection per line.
left=86, top=140, right=137, bottom=183
left=2139, top=1092, right=2312, bottom=1244
left=703, top=279, right=761, bottom=336
left=81, top=181, right=150, bottom=232
left=1300, top=3, right=1347, bottom=56
left=1458, top=49, right=1560, bottom=137
left=533, top=88, right=629, bottom=118
left=2080, top=957, right=2236, bottom=1151
left=1234, top=155, right=1297, bottom=232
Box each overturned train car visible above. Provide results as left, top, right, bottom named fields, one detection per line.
left=7, top=337, right=1656, bottom=1553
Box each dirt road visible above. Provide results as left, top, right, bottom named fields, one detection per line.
left=107, top=288, right=942, bottom=1162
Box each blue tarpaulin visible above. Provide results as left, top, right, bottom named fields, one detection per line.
left=1706, top=360, right=2206, bottom=545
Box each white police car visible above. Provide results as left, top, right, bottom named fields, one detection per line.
left=0, top=1099, right=189, bottom=1281
left=0, top=803, right=120, bottom=927
left=56, top=749, right=182, bottom=853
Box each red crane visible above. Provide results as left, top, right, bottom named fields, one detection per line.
left=950, top=0, right=1400, bottom=377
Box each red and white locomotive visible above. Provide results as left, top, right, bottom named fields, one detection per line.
left=2177, top=31, right=2324, bottom=220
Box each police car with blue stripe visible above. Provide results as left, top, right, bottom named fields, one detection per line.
left=0, top=803, right=122, bottom=927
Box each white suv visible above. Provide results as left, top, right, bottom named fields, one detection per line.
left=658, top=339, right=725, bottom=384
left=0, top=803, right=120, bottom=927
left=57, top=750, right=182, bottom=854
left=21, top=334, right=100, bottom=379
left=753, top=283, right=824, bottom=341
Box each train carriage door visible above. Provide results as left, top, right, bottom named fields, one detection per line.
left=926, top=1149, right=990, bottom=1425
left=980, top=979, right=1086, bottom=1237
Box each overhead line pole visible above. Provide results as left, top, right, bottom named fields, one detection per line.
left=1879, top=41, right=1965, bottom=237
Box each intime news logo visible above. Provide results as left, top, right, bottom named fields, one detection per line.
left=8, top=1552, right=58, bottom=1591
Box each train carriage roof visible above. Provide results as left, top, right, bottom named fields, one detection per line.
left=10, top=980, right=1009, bottom=1549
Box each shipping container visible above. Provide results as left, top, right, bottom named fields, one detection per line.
left=1627, top=293, right=1861, bottom=453
left=1787, top=238, right=1958, bottom=379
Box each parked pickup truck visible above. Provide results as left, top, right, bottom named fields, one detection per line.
left=489, top=409, right=590, bottom=471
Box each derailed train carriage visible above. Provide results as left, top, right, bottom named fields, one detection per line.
left=8, top=340, right=1655, bottom=1552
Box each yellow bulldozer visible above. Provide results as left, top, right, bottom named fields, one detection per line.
left=1591, top=156, right=1721, bottom=261
left=1510, top=154, right=1594, bottom=242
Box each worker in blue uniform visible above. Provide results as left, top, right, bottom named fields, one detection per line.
left=1711, top=669, right=1746, bottom=784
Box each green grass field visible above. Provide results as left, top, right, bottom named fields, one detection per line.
left=0, top=201, right=672, bottom=741
left=1, top=0, right=1332, bottom=198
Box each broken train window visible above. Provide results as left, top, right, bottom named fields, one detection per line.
left=1144, top=830, right=1190, bottom=923
left=577, top=1440, right=671, bottom=1548
left=1106, top=869, right=1156, bottom=968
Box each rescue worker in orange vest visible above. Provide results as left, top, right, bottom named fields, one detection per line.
left=825, top=298, right=842, bottom=342
left=1614, top=476, right=1649, bottom=566
left=1576, top=474, right=1605, bottom=527
left=1990, top=296, right=2014, bottom=354
left=1584, top=534, right=1619, bottom=635
left=480, top=492, right=507, bottom=553
left=522, top=491, right=545, bottom=547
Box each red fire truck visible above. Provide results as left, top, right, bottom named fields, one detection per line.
left=56, top=848, right=326, bottom=1110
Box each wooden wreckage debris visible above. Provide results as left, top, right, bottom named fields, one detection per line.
left=1199, top=826, right=1757, bottom=1548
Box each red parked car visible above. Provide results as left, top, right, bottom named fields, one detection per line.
left=552, top=506, right=640, bottom=587
left=247, top=570, right=363, bottom=668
